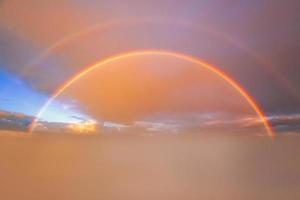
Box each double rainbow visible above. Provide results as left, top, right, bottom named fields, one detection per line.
left=29, top=50, right=274, bottom=138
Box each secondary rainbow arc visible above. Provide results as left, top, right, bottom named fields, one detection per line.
left=29, top=50, right=274, bottom=138
left=22, top=18, right=300, bottom=101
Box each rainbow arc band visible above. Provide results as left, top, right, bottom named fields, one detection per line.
left=29, top=50, right=274, bottom=138
left=22, top=18, right=299, bottom=101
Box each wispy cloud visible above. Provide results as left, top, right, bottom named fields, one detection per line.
left=0, top=108, right=299, bottom=135
left=0, top=110, right=33, bottom=132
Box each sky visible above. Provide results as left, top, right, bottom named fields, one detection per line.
left=0, top=0, right=299, bottom=135
left=0, top=68, right=91, bottom=123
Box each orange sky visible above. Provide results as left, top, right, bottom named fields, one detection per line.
left=0, top=0, right=299, bottom=135
left=49, top=54, right=262, bottom=132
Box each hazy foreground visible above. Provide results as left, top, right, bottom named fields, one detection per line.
left=0, top=133, right=299, bottom=200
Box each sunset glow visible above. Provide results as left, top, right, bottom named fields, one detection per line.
left=0, top=1, right=299, bottom=199
left=29, top=50, right=273, bottom=137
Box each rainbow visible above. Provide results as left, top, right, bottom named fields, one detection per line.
left=22, top=18, right=300, bottom=101
left=29, top=50, right=274, bottom=138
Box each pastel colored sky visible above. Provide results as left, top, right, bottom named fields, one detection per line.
left=0, top=0, right=299, bottom=135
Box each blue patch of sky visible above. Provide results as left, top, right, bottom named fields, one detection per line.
left=0, top=68, right=91, bottom=123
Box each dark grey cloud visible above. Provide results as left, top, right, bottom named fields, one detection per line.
left=269, top=114, right=300, bottom=134
left=0, top=26, right=74, bottom=93
left=0, top=110, right=33, bottom=132
left=0, top=27, right=37, bottom=71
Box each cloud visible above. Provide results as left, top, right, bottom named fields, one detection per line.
left=127, top=112, right=300, bottom=135
left=0, top=26, right=76, bottom=94
left=0, top=110, right=34, bottom=132
left=0, top=0, right=299, bottom=124
left=0, top=106, right=299, bottom=136
left=0, top=27, right=38, bottom=72
left=268, top=114, right=300, bottom=133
